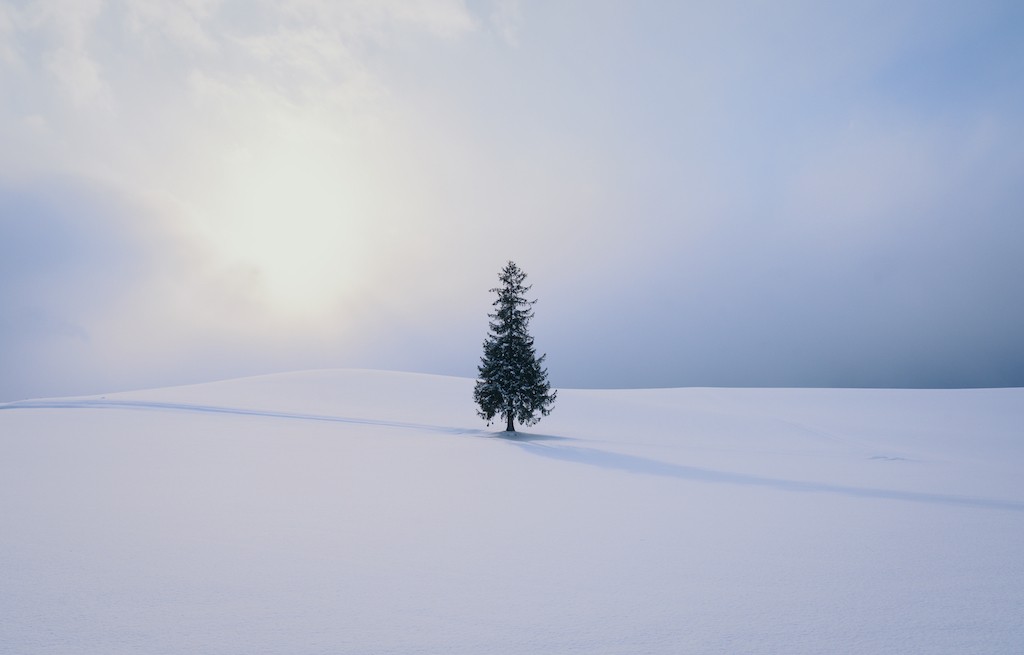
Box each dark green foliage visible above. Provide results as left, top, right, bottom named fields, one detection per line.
left=474, top=261, right=557, bottom=432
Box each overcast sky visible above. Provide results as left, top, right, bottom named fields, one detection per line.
left=2, top=0, right=1023, bottom=400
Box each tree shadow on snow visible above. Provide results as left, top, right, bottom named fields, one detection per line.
left=508, top=441, right=1024, bottom=513
left=491, top=431, right=572, bottom=443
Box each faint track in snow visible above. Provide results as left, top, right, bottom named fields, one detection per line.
left=0, top=398, right=481, bottom=436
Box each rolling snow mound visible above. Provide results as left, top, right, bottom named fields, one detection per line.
left=1, top=369, right=1022, bottom=654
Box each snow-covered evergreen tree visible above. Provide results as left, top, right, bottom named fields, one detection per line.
left=474, top=261, right=557, bottom=432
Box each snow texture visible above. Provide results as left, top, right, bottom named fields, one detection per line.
left=1, top=369, right=1022, bottom=654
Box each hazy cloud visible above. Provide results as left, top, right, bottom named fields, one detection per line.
left=1, top=0, right=1022, bottom=400
left=489, top=0, right=522, bottom=46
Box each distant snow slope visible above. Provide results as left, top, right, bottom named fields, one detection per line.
left=2, top=370, right=1022, bottom=654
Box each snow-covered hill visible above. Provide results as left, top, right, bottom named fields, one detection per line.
left=2, top=370, right=1022, bottom=654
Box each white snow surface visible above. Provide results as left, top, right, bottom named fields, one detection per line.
left=1, top=369, right=1022, bottom=654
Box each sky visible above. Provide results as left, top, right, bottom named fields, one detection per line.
left=1, top=0, right=1023, bottom=400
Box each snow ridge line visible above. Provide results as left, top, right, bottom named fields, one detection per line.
left=0, top=398, right=476, bottom=435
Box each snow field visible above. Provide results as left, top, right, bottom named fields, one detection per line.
left=1, top=370, right=1021, bottom=654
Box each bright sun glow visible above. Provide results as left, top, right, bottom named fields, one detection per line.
left=198, top=123, right=374, bottom=318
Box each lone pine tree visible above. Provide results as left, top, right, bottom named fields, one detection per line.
left=474, top=261, right=557, bottom=432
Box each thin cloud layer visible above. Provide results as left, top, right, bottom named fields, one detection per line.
left=1, top=0, right=1022, bottom=400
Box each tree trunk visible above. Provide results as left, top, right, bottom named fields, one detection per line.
left=505, top=413, right=515, bottom=432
